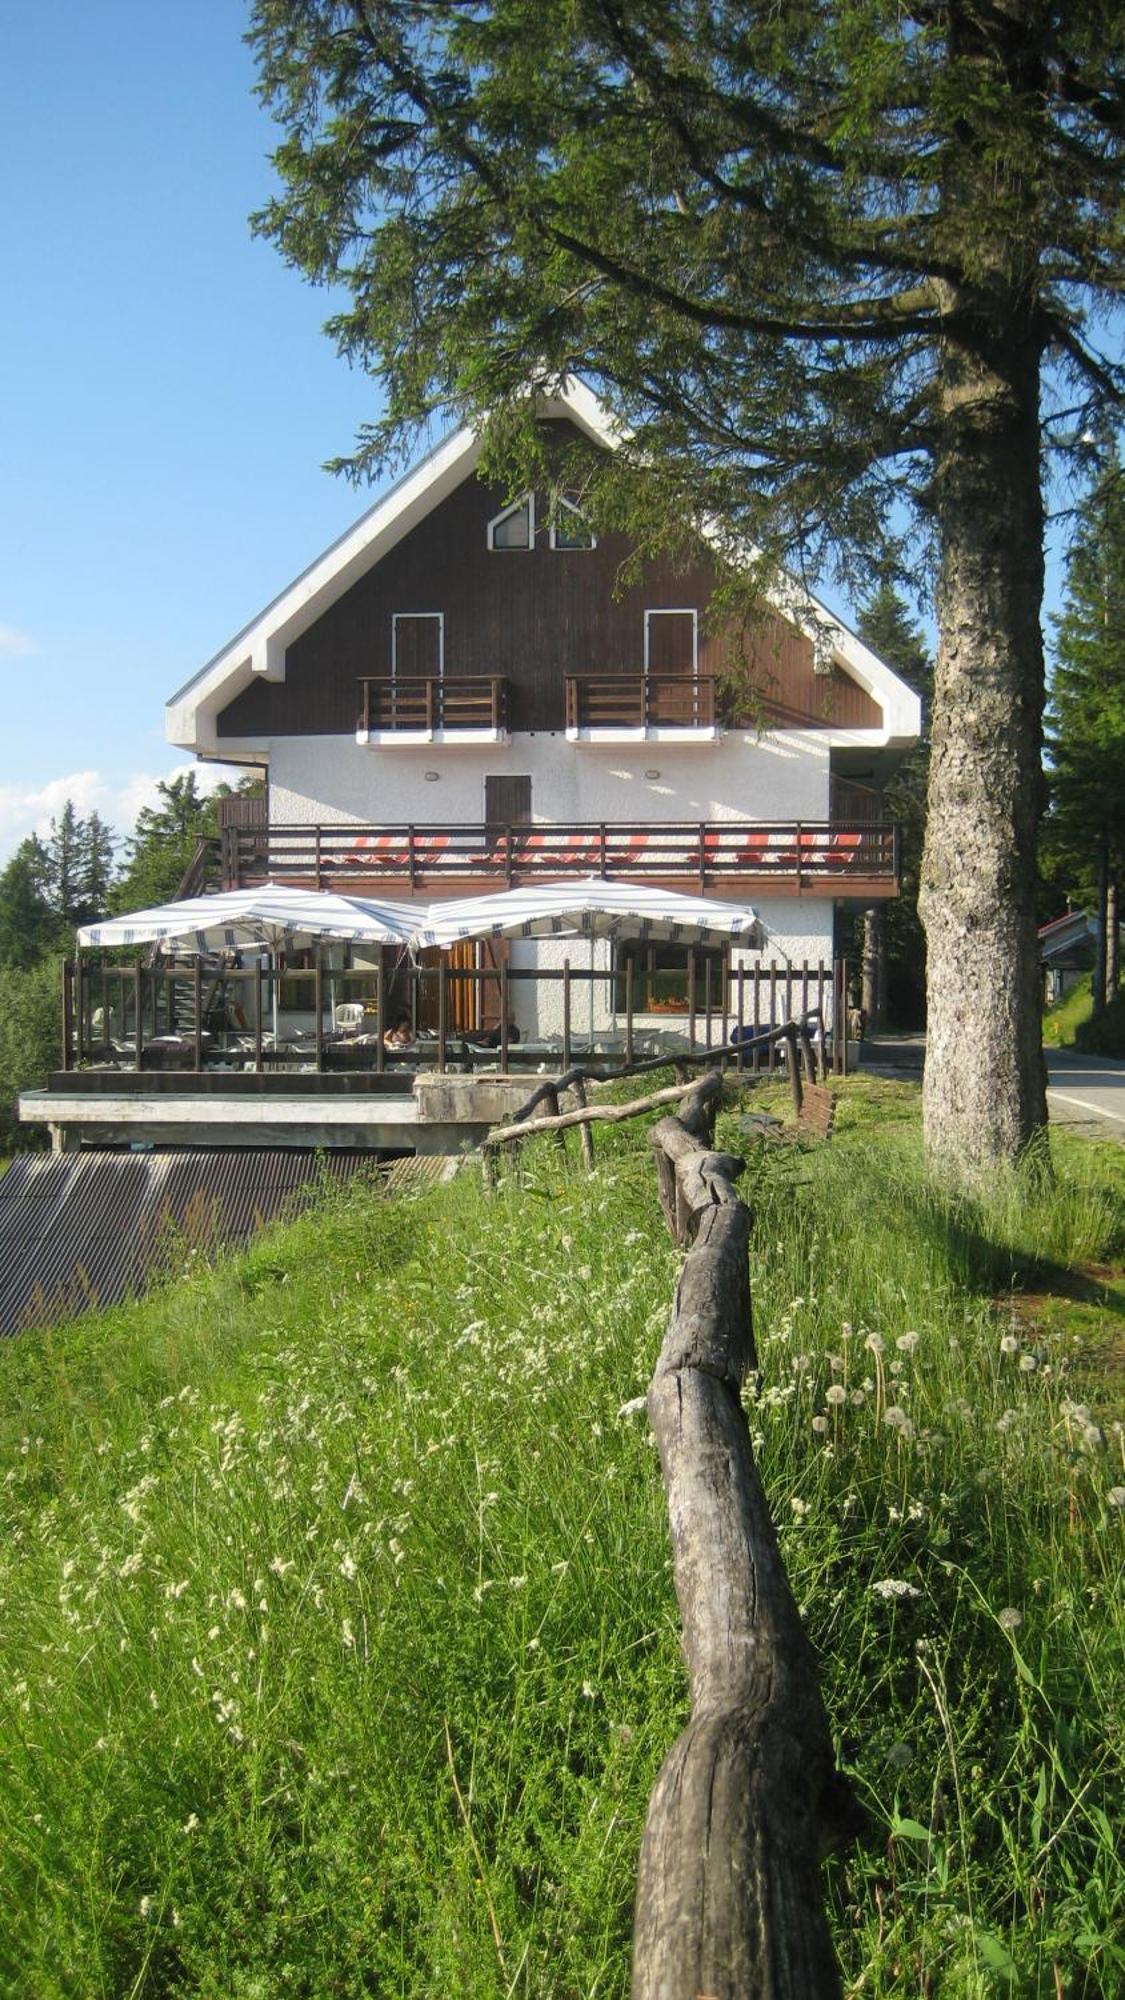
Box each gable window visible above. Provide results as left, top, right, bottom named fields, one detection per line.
left=549, top=496, right=596, bottom=550
left=487, top=494, right=535, bottom=551
left=392, top=612, right=443, bottom=678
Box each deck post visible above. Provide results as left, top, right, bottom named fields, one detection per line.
left=438, top=959, right=448, bottom=1073
left=563, top=959, right=572, bottom=1071
left=254, top=960, right=263, bottom=1072
left=193, top=960, right=203, bottom=1071
left=376, top=959, right=386, bottom=1073
left=61, top=958, right=74, bottom=1072
left=687, top=950, right=697, bottom=1054
left=499, top=963, right=509, bottom=1071
left=134, top=962, right=144, bottom=1072
left=735, top=964, right=745, bottom=1070
left=625, top=956, right=634, bottom=1066
left=314, top=950, right=324, bottom=1072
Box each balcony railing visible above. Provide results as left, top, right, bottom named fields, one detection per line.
left=222, top=820, right=899, bottom=893
left=357, top=676, right=508, bottom=734
left=565, top=674, right=717, bottom=731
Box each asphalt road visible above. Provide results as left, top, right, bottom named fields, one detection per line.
left=859, top=1036, right=1125, bottom=1141
left=1045, top=1047, right=1125, bottom=1137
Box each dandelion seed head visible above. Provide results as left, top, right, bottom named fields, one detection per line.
left=1019, top=1353, right=1038, bottom=1373
left=897, top=1332, right=921, bottom=1353
left=1000, top=1335, right=1020, bottom=1357
left=997, top=1606, right=1022, bottom=1632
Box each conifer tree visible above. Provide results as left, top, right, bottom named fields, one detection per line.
left=1044, top=462, right=1125, bottom=1007
left=248, top=0, right=1124, bottom=1176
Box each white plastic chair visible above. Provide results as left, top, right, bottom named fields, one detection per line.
left=334, top=1002, right=366, bottom=1036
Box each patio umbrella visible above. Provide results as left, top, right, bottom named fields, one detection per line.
left=78, top=884, right=419, bottom=1041
left=78, top=883, right=419, bottom=952
left=414, top=877, right=759, bottom=1039
left=413, top=876, right=759, bottom=949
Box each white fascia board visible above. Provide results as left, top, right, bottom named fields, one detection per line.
left=769, top=577, right=922, bottom=749
left=165, top=421, right=486, bottom=754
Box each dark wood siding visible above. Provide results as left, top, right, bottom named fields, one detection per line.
left=216, top=431, right=883, bottom=739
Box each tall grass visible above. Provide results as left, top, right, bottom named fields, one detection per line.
left=0, top=1085, right=1121, bottom=1997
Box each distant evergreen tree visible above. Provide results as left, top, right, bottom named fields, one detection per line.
left=75, top=811, right=116, bottom=927
left=47, top=801, right=86, bottom=927
left=111, top=774, right=217, bottom=913
left=0, top=837, right=61, bottom=970
left=1043, top=464, right=1125, bottom=1009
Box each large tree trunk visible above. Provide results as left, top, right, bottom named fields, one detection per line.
left=920, top=323, right=1048, bottom=1175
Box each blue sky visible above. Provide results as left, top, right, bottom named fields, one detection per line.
left=0, top=2, right=380, bottom=862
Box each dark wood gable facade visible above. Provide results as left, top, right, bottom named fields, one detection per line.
left=216, top=434, right=881, bottom=742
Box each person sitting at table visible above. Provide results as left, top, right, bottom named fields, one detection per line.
left=383, top=1012, right=413, bottom=1048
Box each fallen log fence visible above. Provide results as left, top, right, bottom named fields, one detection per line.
left=482, top=1016, right=828, bottom=1177
left=634, top=1073, right=860, bottom=1997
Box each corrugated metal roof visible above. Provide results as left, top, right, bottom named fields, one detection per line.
left=0, top=1149, right=388, bottom=1338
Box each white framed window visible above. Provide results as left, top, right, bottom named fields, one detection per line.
left=644, top=608, right=698, bottom=675
left=549, top=495, right=596, bottom=550
left=487, top=493, right=535, bottom=551
left=392, top=611, right=444, bottom=678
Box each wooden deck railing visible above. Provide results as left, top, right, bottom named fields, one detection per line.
left=357, top=676, right=508, bottom=733
left=565, top=674, right=717, bottom=730
left=222, top=819, right=898, bottom=891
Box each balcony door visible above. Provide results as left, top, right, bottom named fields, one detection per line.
left=392, top=612, right=443, bottom=680
left=644, top=609, right=701, bottom=726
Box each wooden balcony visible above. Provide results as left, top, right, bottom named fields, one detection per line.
left=565, top=674, right=717, bottom=732
left=221, top=819, right=900, bottom=897
left=357, top=676, right=508, bottom=737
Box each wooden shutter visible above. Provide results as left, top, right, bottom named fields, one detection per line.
left=484, top=775, right=532, bottom=825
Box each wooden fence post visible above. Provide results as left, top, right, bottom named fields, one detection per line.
left=635, top=1093, right=859, bottom=1999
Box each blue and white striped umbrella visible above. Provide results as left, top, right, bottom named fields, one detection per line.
left=78, top=883, right=419, bottom=952
left=414, top=877, right=759, bottom=950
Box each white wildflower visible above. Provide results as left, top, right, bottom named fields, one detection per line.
left=1019, top=1353, right=1038, bottom=1373
left=896, top=1332, right=921, bottom=1353
left=871, top=1579, right=920, bottom=1601
left=997, top=1606, right=1022, bottom=1632
left=812, top=1415, right=829, bottom=1434
left=338, top=1552, right=357, bottom=1582
left=790, top=1496, right=809, bottom=1517
left=1000, top=1334, right=1020, bottom=1357
left=864, top=1331, right=886, bottom=1357
left=268, top=1556, right=294, bottom=1577
left=1107, top=1487, right=1125, bottom=1509
left=826, top=1383, right=847, bottom=1408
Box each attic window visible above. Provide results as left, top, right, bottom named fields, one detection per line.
left=549, top=496, right=596, bottom=550
left=487, top=494, right=534, bottom=551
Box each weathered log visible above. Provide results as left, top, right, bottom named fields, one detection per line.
left=570, top=1076, right=596, bottom=1168
left=634, top=1117, right=859, bottom=1999
left=484, top=1074, right=719, bottom=1152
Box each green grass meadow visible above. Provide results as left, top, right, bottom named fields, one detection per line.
left=0, top=1079, right=1122, bottom=1997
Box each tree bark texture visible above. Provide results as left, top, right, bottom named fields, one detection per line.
left=633, top=1111, right=856, bottom=1998
left=921, top=323, right=1048, bottom=1173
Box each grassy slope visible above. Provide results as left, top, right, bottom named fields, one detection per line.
left=1043, top=976, right=1095, bottom=1049
left=0, top=1083, right=1122, bottom=1999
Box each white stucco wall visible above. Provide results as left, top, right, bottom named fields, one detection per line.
left=267, top=728, right=831, bottom=828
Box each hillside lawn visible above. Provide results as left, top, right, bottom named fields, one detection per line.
left=0, top=1076, right=1122, bottom=1999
